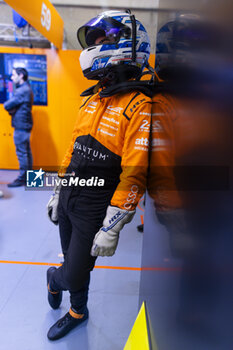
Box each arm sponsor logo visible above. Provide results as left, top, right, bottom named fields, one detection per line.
left=123, top=185, right=139, bottom=210
left=134, top=137, right=149, bottom=151
left=135, top=137, right=149, bottom=146
left=138, top=119, right=164, bottom=133
left=129, top=98, right=146, bottom=113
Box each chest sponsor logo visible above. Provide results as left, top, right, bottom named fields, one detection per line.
left=73, top=141, right=109, bottom=161
left=100, top=121, right=118, bottom=131
left=84, top=101, right=97, bottom=114
left=102, top=116, right=119, bottom=125
left=98, top=128, right=115, bottom=137
left=106, top=106, right=123, bottom=116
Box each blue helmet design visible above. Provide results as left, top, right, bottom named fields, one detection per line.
left=77, top=10, right=150, bottom=81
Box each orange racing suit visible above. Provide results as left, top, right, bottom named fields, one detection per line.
left=50, top=90, right=152, bottom=311
left=59, top=90, right=152, bottom=210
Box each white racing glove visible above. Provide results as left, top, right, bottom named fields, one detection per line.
left=91, top=205, right=136, bottom=257
left=47, top=182, right=61, bottom=225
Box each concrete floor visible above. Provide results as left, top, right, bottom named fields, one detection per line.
left=0, top=169, right=144, bottom=350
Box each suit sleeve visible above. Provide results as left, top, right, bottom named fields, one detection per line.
left=110, top=98, right=152, bottom=210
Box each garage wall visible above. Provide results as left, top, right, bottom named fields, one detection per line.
left=0, top=47, right=91, bottom=170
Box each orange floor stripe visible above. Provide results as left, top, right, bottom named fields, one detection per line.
left=0, top=260, right=62, bottom=266
left=140, top=214, right=144, bottom=225
left=0, top=260, right=140, bottom=270
left=137, top=198, right=145, bottom=212
left=0, top=260, right=181, bottom=271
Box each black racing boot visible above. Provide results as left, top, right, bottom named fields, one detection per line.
left=137, top=224, right=144, bottom=232
left=7, top=178, right=26, bottom=187
left=47, top=267, right=62, bottom=309
left=47, top=307, right=89, bottom=340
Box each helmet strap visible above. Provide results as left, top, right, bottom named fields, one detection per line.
left=130, top=14, right=137, bottom=62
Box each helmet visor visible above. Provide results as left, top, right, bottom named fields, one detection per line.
left=77, top=15, right=131, bottom=48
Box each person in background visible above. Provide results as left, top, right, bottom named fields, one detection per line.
left=4, top=67, right=33, bottom=187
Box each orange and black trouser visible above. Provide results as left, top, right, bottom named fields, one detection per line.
left=49, top=186, right=115, bottom=311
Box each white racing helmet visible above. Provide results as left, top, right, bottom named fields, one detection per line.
left=77, top=10, right=150, bottom=81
